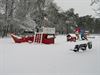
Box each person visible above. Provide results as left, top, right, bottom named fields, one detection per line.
left=80, top=28, right=88, bottom=40
left=75, top=27, right=80, bottom=40
left=67, top=34, right=76, bottom=42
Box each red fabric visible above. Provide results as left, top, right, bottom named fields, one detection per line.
left=75, top=27, right=80, bottom=33
left=11, top=34, right=55, bottom=44
left=34, top=34, right=55, bottom=44
left=42, top=34, right=55, bottom=44
left=35, top=34, right=42, bottom=43
left=67, top=36, right=76, bottom=42
left=42, top=38, right=54, bottom=44
left=11, top=34, right=34, bottom=43
left=42, top=34, right=48, bottom=39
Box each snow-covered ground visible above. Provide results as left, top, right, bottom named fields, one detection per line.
left=0, top=35, right=100, bottom=75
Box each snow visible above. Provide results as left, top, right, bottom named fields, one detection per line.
left=0, top=35, right=100, bottom=75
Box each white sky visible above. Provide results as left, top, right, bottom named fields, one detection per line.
left=54, top=0, right=96, bottom=17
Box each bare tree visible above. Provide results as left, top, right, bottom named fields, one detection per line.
left=0, top=0, right=54, bottom=36
left=0, top=0, right=18, bottom=37
left=91, top=0, right=100, bottom=17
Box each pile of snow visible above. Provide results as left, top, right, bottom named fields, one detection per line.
left=0, top=35, right=100, bottom=75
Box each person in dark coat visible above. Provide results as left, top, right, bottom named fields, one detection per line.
left=80, top=28, right=88, bottom=40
